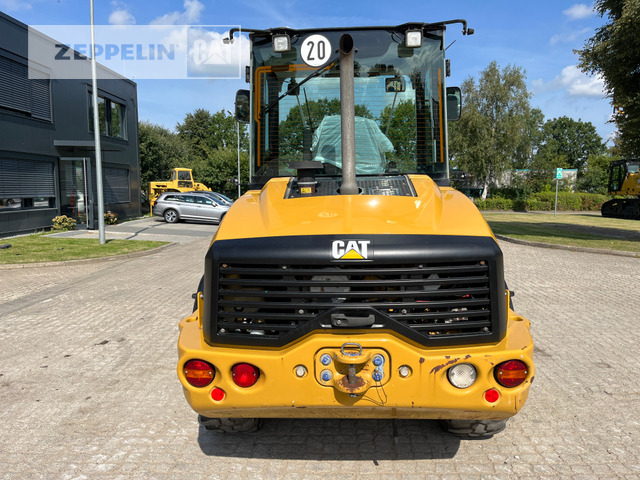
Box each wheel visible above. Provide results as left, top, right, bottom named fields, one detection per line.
left=164, top=209, right=179, bottom=223
left=198, top=415, right=263, bottom=433
left=440, top=419, right=508, bottom=437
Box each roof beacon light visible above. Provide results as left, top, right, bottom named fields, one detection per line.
left=405, top=29, right=423, bottom=48
left=272, top=34, right=291, bottom=53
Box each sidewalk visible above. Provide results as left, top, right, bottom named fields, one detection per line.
left=49, top=216, right=218, bottom=244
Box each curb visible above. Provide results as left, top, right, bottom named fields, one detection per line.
left=0, top=242, right=175, bottom=269
left=495, top=235, right=640, bottom=258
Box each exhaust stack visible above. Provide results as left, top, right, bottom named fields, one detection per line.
left=338, top=34, right=359, bottom=195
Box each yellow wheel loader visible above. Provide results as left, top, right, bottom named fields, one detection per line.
left=601, top=160, right=640, bottom=219
left=177, top=21, right=535, bottom=437
left=148, top=167, right=211, bottom=208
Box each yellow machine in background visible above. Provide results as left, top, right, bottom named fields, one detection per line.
left=177, top=21, right=534, bottom=438
left=148, top=168, right=210, bottom=208
left=601, top=160, right=640, bottom=219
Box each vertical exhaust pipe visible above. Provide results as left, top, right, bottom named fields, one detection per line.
left=338, top=34, right=359, bottom=195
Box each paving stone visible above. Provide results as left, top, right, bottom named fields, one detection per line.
left=0, top=238, right=638, bottom=479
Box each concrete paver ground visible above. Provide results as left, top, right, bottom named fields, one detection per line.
left=0, top=232, right=638, bottom=479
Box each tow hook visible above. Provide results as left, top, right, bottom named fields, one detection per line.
left=316, top=343, right=388, bottom=396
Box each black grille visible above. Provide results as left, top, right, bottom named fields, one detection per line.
left=203, top=235, right=506, bottom=348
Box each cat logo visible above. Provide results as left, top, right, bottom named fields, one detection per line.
left=331, top=240, right=371, bottom=260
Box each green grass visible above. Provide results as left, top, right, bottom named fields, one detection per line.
left=0, top=235, right=168, bottom=264
left=482, top=212, right=640, bottom=253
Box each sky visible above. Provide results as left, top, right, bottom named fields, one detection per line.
left=1, top=0, right=615, bottom=143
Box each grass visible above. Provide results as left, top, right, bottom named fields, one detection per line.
left=482, top=212, right=640, bottom=253
left=0, top=234, right=168, bottom=264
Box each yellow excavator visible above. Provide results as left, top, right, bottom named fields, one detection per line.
left=148, top=168, right=211, bottom=209
left=601, top=160, right=640, bottom=219
left=177, top=21, right=534, bottom=438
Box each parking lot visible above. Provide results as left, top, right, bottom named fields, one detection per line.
left=0, top=224, right=638, bottom=479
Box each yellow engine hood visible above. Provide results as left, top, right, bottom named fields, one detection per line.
left=214, top=175, right=494, bottom=241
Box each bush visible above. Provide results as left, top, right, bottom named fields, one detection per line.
left=474, top=196, right=514, bottom=210
left=475, top=192, right=608, bottom=212
left=104, top=211, right=118, bottom=225
left=51, top=215, right=77, bottom=231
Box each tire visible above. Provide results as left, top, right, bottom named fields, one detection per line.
left=164, top=209, right=179, bottom=223
left=198, top=415, right=264, bottom=433
left=440, top=419, right=508, bottom=437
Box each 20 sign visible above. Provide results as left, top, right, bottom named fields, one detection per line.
left=301, top=35, right=332, bottom=67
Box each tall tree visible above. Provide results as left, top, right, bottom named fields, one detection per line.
left=138, top=121, right=190, bottom=191
left=536, top=116, right=605, bottom=173
left=577, top=0, right=640, bottom=156
left=448, top=61, right=538, bottom=199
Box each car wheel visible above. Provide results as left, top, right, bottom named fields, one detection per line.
left=439, top=419, right=508, bottom=437
left=164, top=209, right=179, bottom=223
left=198, top=415, right=264, bottom=433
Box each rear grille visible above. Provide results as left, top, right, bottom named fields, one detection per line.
left=203, top=235, right=506, bottom=347
left=213, top=267, right=500, bottom=346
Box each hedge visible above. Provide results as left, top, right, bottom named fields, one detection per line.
left=474, top=192, right=609, bottom=212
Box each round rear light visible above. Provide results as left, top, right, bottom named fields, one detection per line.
left=232, top=363, right=260, bottom=388
left=448, top=363, right=477, bottom=389
left=484, top=388, right=500, bottom=403
left=495, top=360, right=528, bottom=387
left=184, top=359, right=215, bottom=387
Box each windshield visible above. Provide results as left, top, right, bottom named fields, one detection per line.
left=250, top=28, right=448, bottom=187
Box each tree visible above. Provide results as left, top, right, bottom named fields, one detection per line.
left=536, top=116, right=605, bottom=174
left=176, top=108, right=213, bottom=162
left=378, top=99, right=416, bottom=165
left=577, top=153, right=616, bottom=194
left=279, top=98, right=372, bottom=159
left=138, top=121, right=190, bottom=191
left=448, top=61, right=538, bottom=200
left=175, top=109, right=250, bottom=198
left=577, top=0, right=640, bottom=156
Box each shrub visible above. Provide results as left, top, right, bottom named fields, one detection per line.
left=104, top=211, right=118, bottom=225
left=474, top=196, right=514, bottom=210
left=51, top=215, right=77, bottom=231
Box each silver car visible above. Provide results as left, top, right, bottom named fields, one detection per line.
left=152, top=192, right=230, bottom=224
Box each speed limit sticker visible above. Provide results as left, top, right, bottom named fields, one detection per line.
left=301, top=34, right=332, bottom=67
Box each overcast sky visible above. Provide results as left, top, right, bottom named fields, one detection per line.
left=2, top=0, right=614, bottom=142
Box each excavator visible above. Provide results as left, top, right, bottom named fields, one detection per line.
left=601, top=159, right=640, bottom=219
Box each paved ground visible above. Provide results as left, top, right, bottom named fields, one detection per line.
left=0, top=226, right=639, bottom=479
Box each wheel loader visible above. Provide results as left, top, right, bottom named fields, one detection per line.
left=148, top=167, right=211, bottom=208
left=601, top=159, right=640, bottom=219
left=177, top=21, right=535, bottom=437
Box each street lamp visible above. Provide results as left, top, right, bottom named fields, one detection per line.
left=90, top=0, right=105, bottom=244
left=227, top=110, right=242, bottom=199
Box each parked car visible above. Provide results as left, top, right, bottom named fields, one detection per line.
left=152, top=191, right=230, bottom=224
left=201, top=191, right=234, bottom=205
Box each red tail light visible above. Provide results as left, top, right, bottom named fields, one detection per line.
left=184, top=359, right=215, bottom=387
left=495, top=360, right=528, bottom=387
left=232, top=363, right=260, bottom=387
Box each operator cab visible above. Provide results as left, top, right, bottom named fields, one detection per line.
left=232, top=23, right=469, bottom=193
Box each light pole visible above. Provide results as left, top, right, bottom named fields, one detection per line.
left=90, top=0, right=105, bottom=244
left=228, top=110, right=241, bottom=199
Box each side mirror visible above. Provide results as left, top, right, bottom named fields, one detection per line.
left=235, top=89, right=250, bottom=124
left=446, top=86, right=461, bottom=121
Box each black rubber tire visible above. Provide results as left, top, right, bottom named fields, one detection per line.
left=164, top=209, right=179, bottom=223
left=198, top=415, right=264, bottom=433
left=440, top=419, right=508, bottom=437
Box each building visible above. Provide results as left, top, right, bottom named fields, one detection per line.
left=0, top=11, right=141, bottom=237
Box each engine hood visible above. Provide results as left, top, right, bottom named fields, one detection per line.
left=213, top=175, right=494, bottom=242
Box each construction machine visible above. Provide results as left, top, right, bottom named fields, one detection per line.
left=601, top=159, right=640, bottom=219
left=148, top=167, right=211, bottom=208
left=177, top=21, right=535, bottom=438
